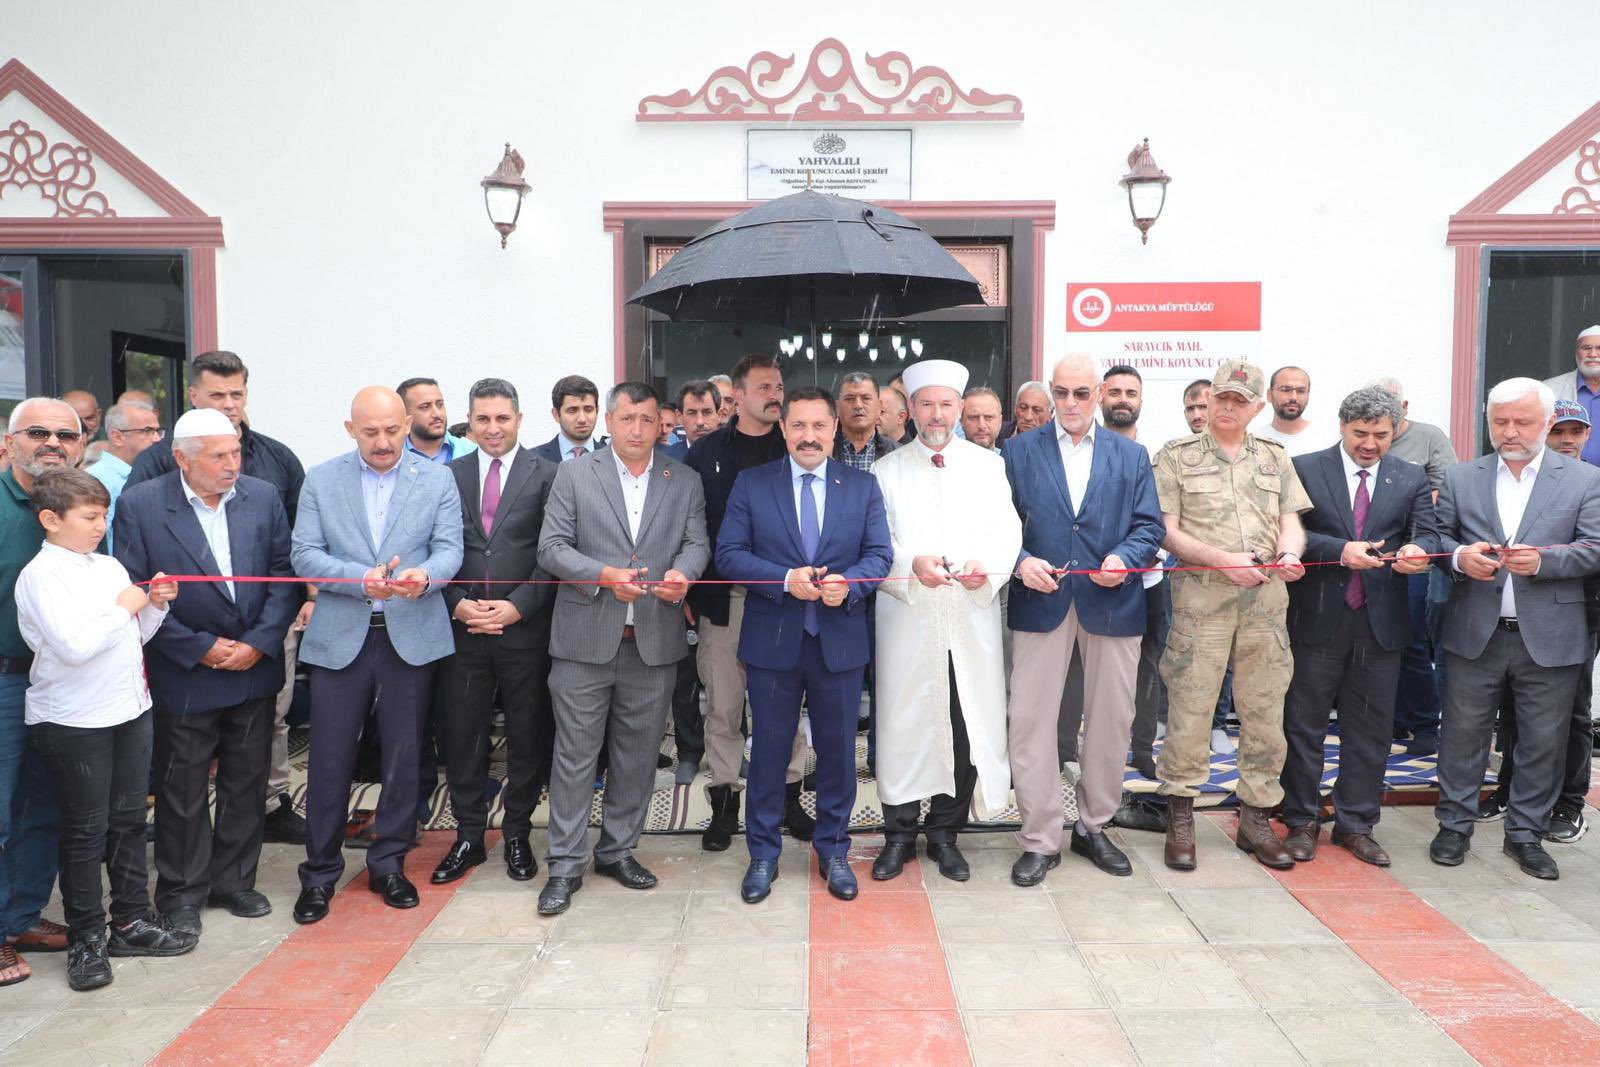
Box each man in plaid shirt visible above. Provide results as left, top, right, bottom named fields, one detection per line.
left=832, top=372, right=899, bottom=470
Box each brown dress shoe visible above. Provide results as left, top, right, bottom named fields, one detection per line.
left=1236, top=804, right=1295, bottom=869
left=1331, top=830, right=1391, bottom=867
left=1164, top=796, right=1197, bottom=871
left=7, top=919, right=67, bottom=953
left=1284, top=824, right=1319, bottom=862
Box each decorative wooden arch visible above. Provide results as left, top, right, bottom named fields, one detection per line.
left=0, top=59, right=223, bottom=349
left=1446, top=100, right=1600, bottom=454
left=637, top=37, right=1023, bottom=123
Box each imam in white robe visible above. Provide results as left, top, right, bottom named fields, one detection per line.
left=872, top=438, right=1023, bottom=818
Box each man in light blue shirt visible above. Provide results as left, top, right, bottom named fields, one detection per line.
left=398, top=377, right=476, bottom=465
left=90, top=401, right=163, bottom=548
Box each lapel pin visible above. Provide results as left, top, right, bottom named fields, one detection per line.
left=662, top=469, right=671, bottom=478
left=1384, top=477, right=1392, bottom=484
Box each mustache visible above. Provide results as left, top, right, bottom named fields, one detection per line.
left=796, top=442, right=823, bottom=450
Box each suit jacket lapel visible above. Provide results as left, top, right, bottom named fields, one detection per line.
left=1515, top=451, right=1563, bottom=542
left=634, top=459, right=673, bottom=546
left=454, top=456, right=481, bottom=535
left=376, top=461, right=420, bottom=557
left=163, top=478, right=222, bottom=580
left=1082, top=431, right=1111, bottom=515
left=771, top=461, right=806, bottom=559
left=1037, top=427, right=1074, bottom=516
left=484, top=448, right=535, bottom=544
left=341, top=454, right=374, bottom=558
left=1322, top=450, right=1356, bottom=539
left=1481, top=457, right=1507, bottom=544
left=818, top=459, right=845, bottom=557
left=592, top=450, right=631, bottom=543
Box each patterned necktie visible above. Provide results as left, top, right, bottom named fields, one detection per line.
left=482, top=457, right=502, bottom=536
left=1345, top=469, right=1370, bottom=611
left=571, top=445, right=586, bottom=460
left=931, top=452, right=945, bottom=469
left=800, top=473, right=820, bottom=636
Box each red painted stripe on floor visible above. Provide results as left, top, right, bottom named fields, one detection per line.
left=1211, top=813, right=1600, bottom=1067
left=806, top=842, right=971, bottom=1066
left=152, top=831, right=491, bottom=1067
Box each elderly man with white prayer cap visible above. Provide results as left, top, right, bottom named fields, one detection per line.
left=869, top=359, right=1023, bottom=883
left=112, top=406, right=299, bottom=937
left=1542, top=326, right=1600, bottom=467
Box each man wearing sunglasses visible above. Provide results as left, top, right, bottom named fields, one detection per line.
left=0, top=397, right=86, bottom=986
left=89, top=402, right=164, bottom=550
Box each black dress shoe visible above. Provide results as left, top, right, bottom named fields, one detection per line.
left=431, top=840, right=487, bottom=885
left=504, top=837, right=537, bottom=881
left=820, top=856, right=858, bottom=900
left=262, top=794, right=308, bottom=845
left=872, top=840, right=914, bottom=881
left=1011, top=851, right=1061, bottom=887
left=1070, top=828, right=1133, bottom=876
left=207, top=889, right=272, bottom=918
left=164, top=904, right=203, bottom=935
left=538, top=875, right=582, bottom=916
left=1429, top=827, right=1470, bottom=866
left=1504, top=839, right=1559, bottom=880
left=926, top=841, right=970, bottom=882
left=293, top=886, right=332, bottom=924
left=593, top=856, right=657, bottom=889
left=369, top=872, right=420, bottom=909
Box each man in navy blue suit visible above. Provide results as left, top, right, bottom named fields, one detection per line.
left=1003, top=355, right=1165, bottom=885
left=113, top=408, right=299, bottom=933
left=715, top=386, right=893, bottom=903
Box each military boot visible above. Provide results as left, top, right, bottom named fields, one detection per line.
left=1164, top=795, right=1197, bottom=871
left=1236, top=804, right=1295, bottom=869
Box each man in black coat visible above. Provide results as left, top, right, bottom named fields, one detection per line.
left=114, top=408, right=298, bottom=933
left=1281, top=386, right=1438, bottom=867
left=685, top=355, right=812, bottom=850
left=533, top=375, right=605, bottom=464
left=430, top=379, right=558, bottom=886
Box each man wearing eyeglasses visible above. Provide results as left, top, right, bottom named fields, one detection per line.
left=88, top=401, right=163, bottom=550
left=0, top=398, right=86, bottom=985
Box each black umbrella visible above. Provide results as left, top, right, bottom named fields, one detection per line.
left=626, top=190, right=983, bottom=325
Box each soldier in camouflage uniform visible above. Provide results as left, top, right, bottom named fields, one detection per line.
left=1152, top=359, right=1313, bottom=871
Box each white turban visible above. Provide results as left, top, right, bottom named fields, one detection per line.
left=901, top=358, right=969, bottom=399
left=1579, top=325, right=1600, bottom=341
left=172, top=408, right=238, bottom=440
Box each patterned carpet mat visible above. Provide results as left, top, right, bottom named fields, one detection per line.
left=282, top=720, right=1471, bottom=835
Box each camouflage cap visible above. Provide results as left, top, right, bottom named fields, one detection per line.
left=1211, top=359, right=1265, bottom=401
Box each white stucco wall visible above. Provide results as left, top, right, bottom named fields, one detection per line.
left=1, top=0, right=1592, bottom=461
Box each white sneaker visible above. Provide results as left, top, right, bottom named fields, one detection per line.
left=1210, top=728, right=1237, bottom=755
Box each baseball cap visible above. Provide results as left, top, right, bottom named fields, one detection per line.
left=1553, top=398, right=1591, bottom=427
left=1211, top=359, right=1265, bottom=402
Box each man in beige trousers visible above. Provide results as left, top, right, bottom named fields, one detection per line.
left=1001, top=355, right=1166, bottom=885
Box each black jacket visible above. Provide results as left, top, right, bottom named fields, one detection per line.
left=443, top=447, right=557, bottom=650
left=125, top=423, right=305, bottom=527
left=683, top=413, right=787, bottom=625
left=1288, top=445, right=1440, bottom=652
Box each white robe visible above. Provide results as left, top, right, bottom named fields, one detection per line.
left=872, top=438, right=1023, bottom=818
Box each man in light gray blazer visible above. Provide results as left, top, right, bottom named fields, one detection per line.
left=535, top=382, right=709, bottom=915
left=289, top=387, right=463, bottom=924
left=1430, top=377, right=1600, bottom=882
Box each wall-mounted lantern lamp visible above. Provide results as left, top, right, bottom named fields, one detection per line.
left=482, top=144, right=531, bottom=249
left=1119, top=138, right=1171, bottom=245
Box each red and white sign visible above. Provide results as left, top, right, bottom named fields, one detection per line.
left=1066, top=281, right=1263, bottom=448
left=1067, top=282, right=1261, bottom=332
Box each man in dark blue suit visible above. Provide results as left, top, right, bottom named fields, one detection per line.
left=1003, top=355, right=1165, bottom=885
left=1281, top=386, right=1438, bottom=866
left=113, top=408, right=298, bottom=933
left=715, top=387, right=893, bottom=903
left=533, top=375, right=605, bottom=464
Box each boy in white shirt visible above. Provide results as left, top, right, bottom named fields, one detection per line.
left=15, top=467, right=194, bottom=992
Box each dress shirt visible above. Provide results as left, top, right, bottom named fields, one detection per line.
left=1056, top=420, right=1095, bottom=515
left=914, top=438, right=952, bottom=468
left=789, top=456, right=828, bottom=542
left=1577, top=377, right=1600, bottom=467
left=477, top=446, right=516, bottom=500
left=89, top=452, right=133, bottom=548
left=1451, top=448, right=1543, bottom=618
left=180, top=474, right=237, bottom=601
left=613, top=449, right=654, bottom=624
left=560, top=435, right=598, bottom=462
left=405, top=436, right=454, bottom=464
left=358, top=454, right=401, bottom=613
left=1339, top=446, right=1381, bottom=511
left=15, top=541, right=167, bottom=727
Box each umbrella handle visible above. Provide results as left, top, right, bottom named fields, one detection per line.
left=861, top=208, right=895, bottom=243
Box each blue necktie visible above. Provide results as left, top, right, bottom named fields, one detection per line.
left=800, top=473, right=820, bottom=636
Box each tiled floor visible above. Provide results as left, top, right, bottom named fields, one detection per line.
left=7, top=804, right=1600, bottom=1064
